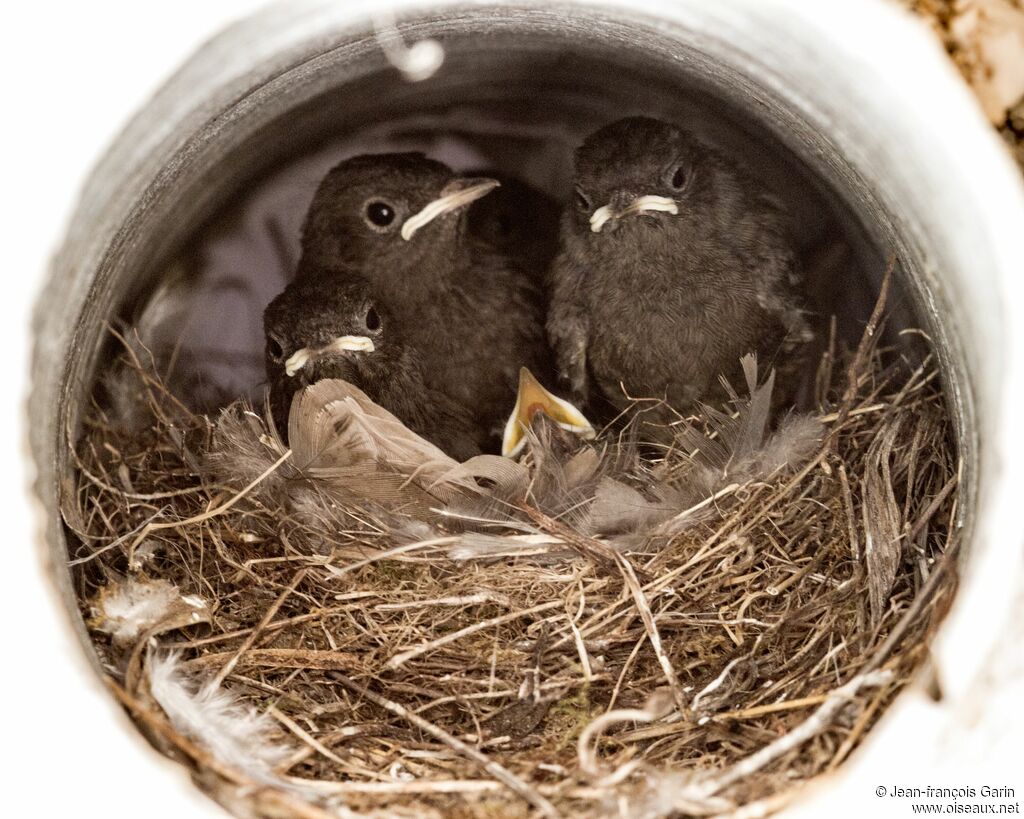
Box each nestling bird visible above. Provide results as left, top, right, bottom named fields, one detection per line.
left=548, top=116, right=813, bottom=419
left=264, top=275, right=485, bottom=460
left=294, top=153, right=558, bottom=450
left=501, top=366, right=594, bottom=458
left=464, top=173, right=562, bottom=286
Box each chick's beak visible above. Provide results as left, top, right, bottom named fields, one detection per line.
left=401, top=177, right=501, bottom=240
left=284, top=335, right=376, bottom=377
left=502, top=367, right=595, bottom=458
left=590, top=193, right=679, bottom=234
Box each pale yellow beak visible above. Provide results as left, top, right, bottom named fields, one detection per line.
left=284, top=335, right=375, bottom=377
left=401, top=178, right=501, bottom=241
left=589, top=195, right=679, bottom=233
left=501, top=367, right=595, bottom=458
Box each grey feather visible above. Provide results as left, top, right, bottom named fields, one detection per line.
left=590, top=356, right=823, bottom=539
left=863, top=418, right=903, bottom=624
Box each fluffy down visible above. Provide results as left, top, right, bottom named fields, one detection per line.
left=147, top=652, right=292, bottom=782
left=91, top=578, right=207, bottom=647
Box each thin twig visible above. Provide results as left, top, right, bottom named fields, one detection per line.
left=386, top=599, right=563, bottom=669
left=615, top=552, right=688, bottom=715
left=211, top=568, right=307, bottom=688
left=330, top=673, right=559, bottom=817
left=671, top=669, right=894, bottom=806
left=128, top=448, right=293, bottom=558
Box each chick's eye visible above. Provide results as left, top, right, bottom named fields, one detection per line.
left=365, top=200, right=396, bottom=228
left=574, top=187, right=592, bottom=212
left=365, top=306, right=382, bottom=333
left=669, top=165, right=687, bottom=190
left=267, top=336, right=285, bottom=361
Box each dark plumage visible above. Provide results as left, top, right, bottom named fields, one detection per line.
left=295, top=152, right=555, bottom=451
left=264, top=276, right=484, bottom=460
left=465, top=172, right=562, bottom=286
left=548, top=116, right=813, bottom=419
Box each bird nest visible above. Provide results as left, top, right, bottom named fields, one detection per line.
left=64, top=284, right=959, bottom=819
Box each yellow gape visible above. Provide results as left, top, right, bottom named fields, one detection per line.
left=501, top=367, right=595, bottom=457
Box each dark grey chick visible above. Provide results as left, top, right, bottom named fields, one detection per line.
left=464, top=172, right=561, bottom=287
left=264, top=274, right=485, bottom=460
left=295, top=153, right=555, bottom=449
left=548, top=116, right=813, bottom=419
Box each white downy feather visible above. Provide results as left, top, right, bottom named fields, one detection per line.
left=92, top=578, right=208, bottom=647
left=147, top=653, right=292, bottom=782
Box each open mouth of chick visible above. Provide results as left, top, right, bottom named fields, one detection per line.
left=502, top=367, right=595, bottom=457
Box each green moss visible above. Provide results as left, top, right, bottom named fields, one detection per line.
left=547, top=685, right=600, bottom=751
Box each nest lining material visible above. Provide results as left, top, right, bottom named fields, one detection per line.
left=66, top=281, right=959, bottom=819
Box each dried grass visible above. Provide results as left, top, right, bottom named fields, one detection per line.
left=65, top=294, right=959, bottom=818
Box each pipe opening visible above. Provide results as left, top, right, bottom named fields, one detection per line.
left=37, top=5, right=1015, bottom=817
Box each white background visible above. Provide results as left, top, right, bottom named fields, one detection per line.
left=4, top=3, right=259, bottom=815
